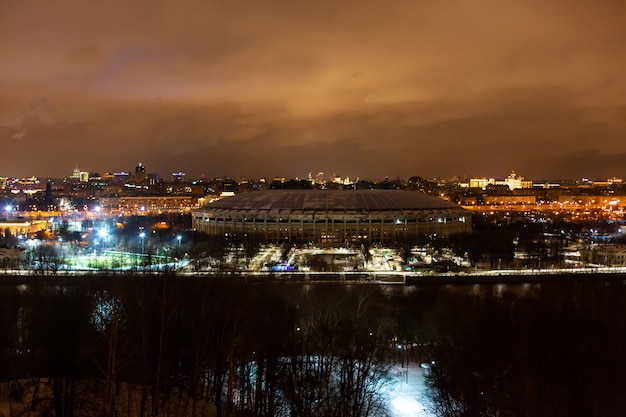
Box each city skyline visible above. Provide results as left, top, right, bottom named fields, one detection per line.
left=9, top=161, right=622, bottom=183
left=2, top=163, right=626, bottom=184
left=2, top=1, right=625, bottom=179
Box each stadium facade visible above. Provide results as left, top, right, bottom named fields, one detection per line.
left=192, top=190, right=471, bottom=244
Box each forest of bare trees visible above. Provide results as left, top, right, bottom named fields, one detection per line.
left=0, top=277, right=400, bottom=417
left=0, top=275, right=624, bottom=417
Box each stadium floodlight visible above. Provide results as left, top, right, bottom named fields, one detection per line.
left=139, top=232, right=146, bottom=254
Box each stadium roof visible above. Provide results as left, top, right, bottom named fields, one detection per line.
left=207, top=190, right=461, bottom=212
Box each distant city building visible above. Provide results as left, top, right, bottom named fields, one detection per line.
left=135, top=163, right=146, bottom=183
left=588, top=244, right=626, bottom=266
left=45, top=182, right=54, bottom=204
left=193, top=190, right=470, bottom=244
left=468, top=178, right=492, bottom=189
left=222, top=178, right=238, bottom=192
left=147, top=173, right=161, bottom=185
left=589, top=177, right=624, bottom=187
left=69, top=166, right=89, bottom=182
left=172, top=172, right=185, bottom=182
left=0, top=218, right=49, bottom=237
left=11, top=178, right=42, bottom=195
left=99, top=196, right=194, bottom=212
left=500, top=171, right=532, bottom=190
left=467, top=171, right=532, bottom=190
left=483, top=195, right=537, bottom=205
left=557, top=195, right=623, bottom=205
left=114, top=172, right=130, bottom=183
left=0, top=247, right=23, bottom=269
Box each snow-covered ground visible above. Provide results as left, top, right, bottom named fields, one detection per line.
left=386, top=363, right=434, bottom=417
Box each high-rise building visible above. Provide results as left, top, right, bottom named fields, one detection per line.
left=135, top=163, right=146, bottom=183
left=147, top=173, right=161, bottom=185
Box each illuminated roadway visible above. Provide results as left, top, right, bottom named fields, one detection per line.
left=3, top=266, right=626, bottom=285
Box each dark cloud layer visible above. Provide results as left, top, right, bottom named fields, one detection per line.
left=1, top=0, right=625, bottom=180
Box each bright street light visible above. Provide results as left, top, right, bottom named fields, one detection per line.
left=97, top=228, right=109, bottom=253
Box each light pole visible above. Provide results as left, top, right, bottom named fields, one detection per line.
left=177, top=235, right=182, bottom=248
left=139, top=232, right=146, bottom=255
left=97, top=228, right=109, bottom=253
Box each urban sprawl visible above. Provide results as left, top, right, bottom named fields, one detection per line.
left=2, top=165, right=626, bottom=276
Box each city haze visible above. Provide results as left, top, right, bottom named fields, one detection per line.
left=2, top=0, right=625, bottom=179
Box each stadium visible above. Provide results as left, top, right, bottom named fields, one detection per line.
left=192, top=190, right=471, bottom=244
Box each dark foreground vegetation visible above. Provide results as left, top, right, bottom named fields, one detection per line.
left=0, top=275, right=624, bottom=417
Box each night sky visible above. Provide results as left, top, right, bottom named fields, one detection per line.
left=2, top=1, right=625, bottom=180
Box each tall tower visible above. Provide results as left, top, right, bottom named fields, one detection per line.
left=135, top=163, right=146, bottom=183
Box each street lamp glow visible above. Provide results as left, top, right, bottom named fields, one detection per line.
left=177, top=235, right=182, bottom=247
left=139, top=232, right=146, bottom=254
left=97, top=228, right=109, bottom=239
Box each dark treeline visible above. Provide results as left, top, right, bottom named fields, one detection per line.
left=0, top=276, right=624, bottom=417
left=425, top=280, right=626, bottom=417
left=0, top=277, right=398, bottom=417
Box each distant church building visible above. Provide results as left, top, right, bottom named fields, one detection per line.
left=71, top=166, right=89, bottom=182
